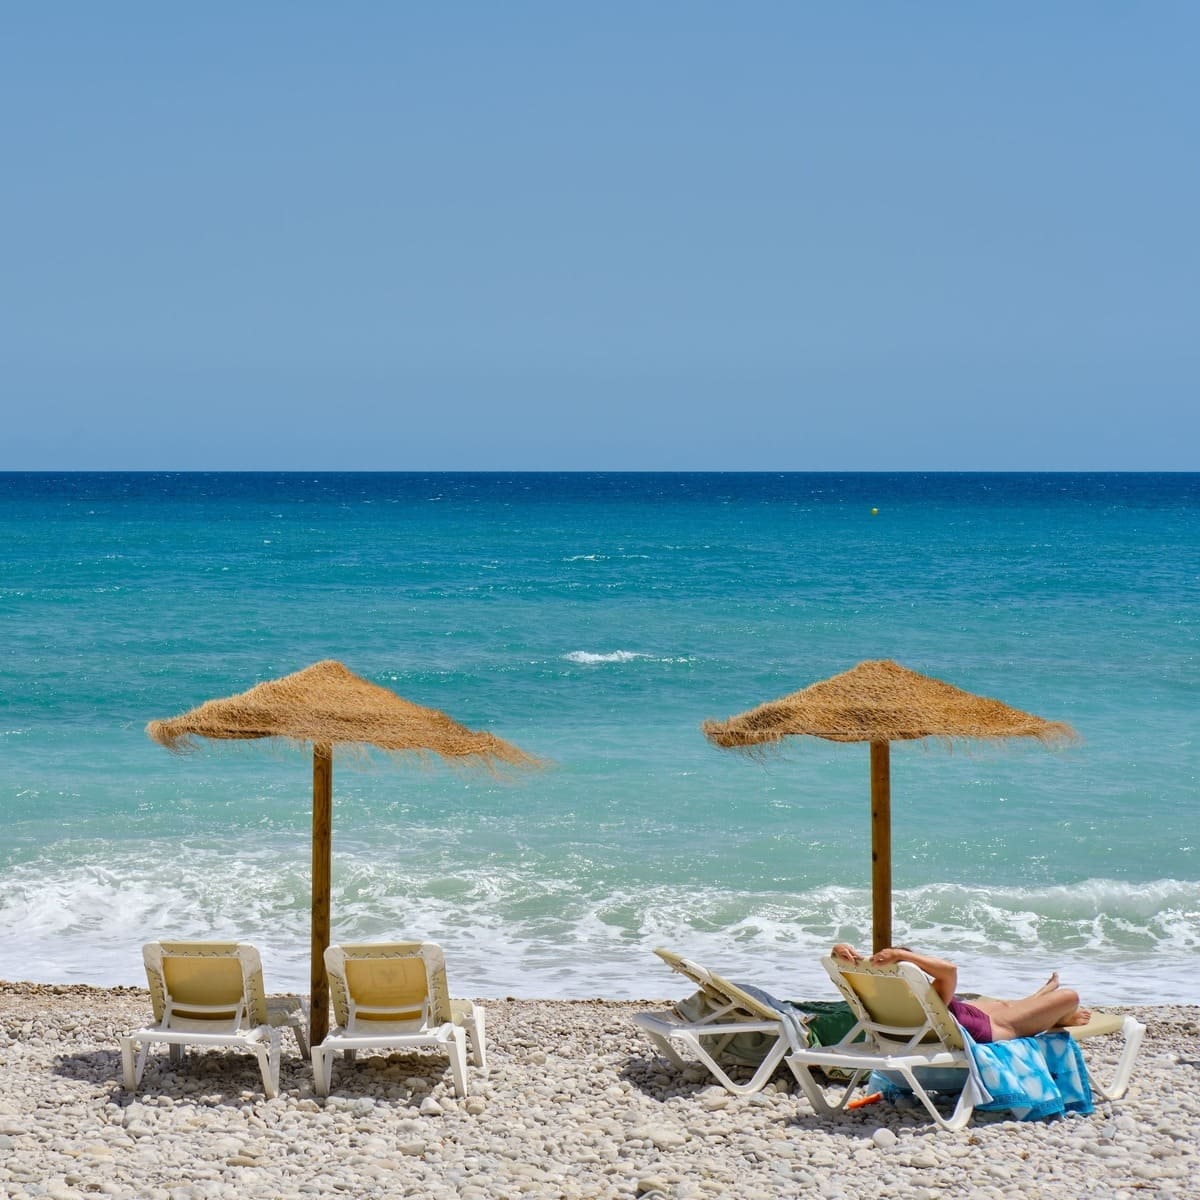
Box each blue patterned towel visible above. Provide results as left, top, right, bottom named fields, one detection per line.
left=969, top=1029, right=1093, bottom=1121
left=871, top=1029, right=1093, bottom=1122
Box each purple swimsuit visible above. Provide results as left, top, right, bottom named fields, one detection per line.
left=948, top=997, right=994, bottom=1043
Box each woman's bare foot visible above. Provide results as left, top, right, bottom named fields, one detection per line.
left=1059, top=1006, right=1091, bottom=1027
left=1036, top=971, right=1060, bottom=995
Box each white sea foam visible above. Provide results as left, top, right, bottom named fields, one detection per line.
left=564, top=554, right=650, bottom=562
left=562, top=650, right=694, bottom=665
left=563, top=651, right=650, bottom=664
left=0, top=850, right=1195, bottom=1004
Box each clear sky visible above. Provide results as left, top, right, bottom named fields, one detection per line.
left=2, top=3, right=1196, bottom=470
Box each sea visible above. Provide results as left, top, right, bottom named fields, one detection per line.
left=1, top=472, right=1197, bottom=1006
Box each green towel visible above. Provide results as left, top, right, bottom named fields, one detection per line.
left=796, top=999, right=859, bottom=1047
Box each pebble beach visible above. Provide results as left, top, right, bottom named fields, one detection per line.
left=2, top=982, right=1197, bottom=1200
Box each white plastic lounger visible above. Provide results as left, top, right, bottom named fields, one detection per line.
left=120, top=941, right=307, bottom=1100
left=786, top=954, right=977, bottom=1130
left=312, top=942, right=485, bottom=1098
left=632, top=948, right=808, bottom=1096
left=785, top=955, right=1146, bottom=1131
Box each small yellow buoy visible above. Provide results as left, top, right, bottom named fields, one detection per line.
left=871, top=507, right=879, bottom=516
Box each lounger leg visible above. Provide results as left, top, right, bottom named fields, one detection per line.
left=894, top=1066, right=975, bottom=1132
left=120, top=1036, right=140, bottom=1090
left=448, top=1027, right=468, bottom=1097
left=311, top=1044, right=332, bottom=1097
left=683, top=1032, right=783, bottom=1097
left=1084, top=1016, right=1145, bottom=1102
left=251, top=1040, right=279, bottom=1100
left=789, top=1062, right=869, bottom=1115
left=468, top=1006, right=487, bottom=1071
left=169, top=1043, right=185, bottom=1065
left=267, top=1031, right=282, bottom=1099
left=740, top=1040, right=791, bottom=1094
left=642, top=1029, right=688, bottom=1070
left=291, top=1017, right=310, bottom=1060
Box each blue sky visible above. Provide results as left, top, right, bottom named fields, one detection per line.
left=2, top=4, right=1196, bottom=470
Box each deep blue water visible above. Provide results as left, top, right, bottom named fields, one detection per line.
left=1, top=472, right=1197, bottom=1002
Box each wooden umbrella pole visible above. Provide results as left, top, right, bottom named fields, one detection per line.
left=870, top=740, right=892, bottom=954
left=311, top=743, right=333, bottom=1046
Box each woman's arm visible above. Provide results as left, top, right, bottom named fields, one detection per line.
left=869, top=947, right=958, bottom=1003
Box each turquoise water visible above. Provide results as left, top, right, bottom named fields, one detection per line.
left=1, top=472, right=1197, bottom=1003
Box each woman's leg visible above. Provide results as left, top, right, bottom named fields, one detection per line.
left=974, top=987, right=1089, bottom=1040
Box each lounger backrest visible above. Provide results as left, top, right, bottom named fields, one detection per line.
left=143, top=941, right=269, bottom=1027
left=653, top=948, right=780, bottom=1023
left=822, top=956, right=964, bottom=1051
left=326, top=942, right=453, bottom=1028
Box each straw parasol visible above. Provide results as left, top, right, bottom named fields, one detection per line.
left=148, top=659, right=540, bottom=1044
left=702, top=659, right=1076, bottom=953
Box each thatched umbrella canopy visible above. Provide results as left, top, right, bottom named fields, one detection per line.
left=702, top=659, right=1076, bottom=952
left=148, top=659, right=539, bottom=1043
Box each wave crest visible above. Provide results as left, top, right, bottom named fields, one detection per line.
left=563, top=650, right=649, bottom=664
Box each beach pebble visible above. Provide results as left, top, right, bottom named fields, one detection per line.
left=871, top=1127, right=898, bottom=1149
left=650, top=1127, right=689, bottom=1149
left=698, top=1088, right=730, bottom=1111
left=636, top=1178, right=669, bottom=1196
left=46, top=1185, right=83, bottom=1200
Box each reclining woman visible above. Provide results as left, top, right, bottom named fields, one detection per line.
left=831, top=943, right=1091, bottom=1044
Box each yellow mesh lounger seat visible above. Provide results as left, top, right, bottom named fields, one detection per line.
left=632, top=948, right=809, bottom=1096
left=120, top=941, right=308, bottom=1100
left=312, top=942, right=486, bottom=1098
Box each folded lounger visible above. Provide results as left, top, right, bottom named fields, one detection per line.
left=632, top=948, right=810, bottom=1096
left=120, top=941, right=308, bottom=1100
left=784, top=955, right=1146, bottom=1131
left=312, top=941, right=486, bottom=1098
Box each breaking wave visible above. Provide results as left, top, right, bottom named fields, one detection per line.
left=0, top=848, right=1195, bottom=1004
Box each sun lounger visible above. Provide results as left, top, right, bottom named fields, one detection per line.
left=632, top=948, right=811, bottom=1095
left=785, top=955, right=1146, bottom=1130
left=120, top=941, right=308, bottom=1100
left=311, top=942, right=485, bottom=1098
